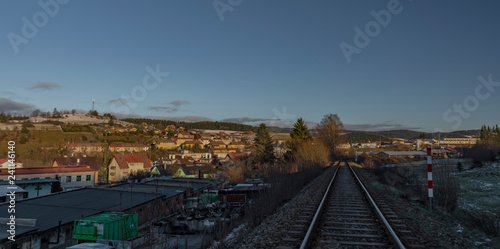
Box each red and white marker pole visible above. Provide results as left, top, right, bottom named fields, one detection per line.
left=427, top=146, right=433, bottom=212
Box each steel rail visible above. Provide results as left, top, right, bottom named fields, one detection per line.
left=346, top=161, right=406, bottom=249
left=299, top=163, right=340, bottom=249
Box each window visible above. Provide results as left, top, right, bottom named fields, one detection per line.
left=66, top=176, right=71, bottom=182
left=86, top=175, right=91, bottom=181
left=76, top=176, right=81, bottom=182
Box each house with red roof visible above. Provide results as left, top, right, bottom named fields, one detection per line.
left=108, top=154, right=152, bottom=182
left=52, top=156, right=100, bottom=183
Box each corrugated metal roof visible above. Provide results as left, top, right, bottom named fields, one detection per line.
left=0, top=185, right=27, bottom=196
left=109, top=183, right=185, bottom=198
left=0, top=188, right=162, bottom=242
left=0, top=179, right=59, bottom=185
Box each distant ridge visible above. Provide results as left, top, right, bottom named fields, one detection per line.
left=365, top=129, right=480, bottom=140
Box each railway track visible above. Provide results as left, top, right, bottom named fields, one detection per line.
left=277, top=161, right=408, bottom=249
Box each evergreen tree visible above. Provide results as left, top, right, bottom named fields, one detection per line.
left=290, top=118, right=312, bottom=140
left=285, top=118, right=312, bottom=161
left=254, top=123, right=275, bottom=164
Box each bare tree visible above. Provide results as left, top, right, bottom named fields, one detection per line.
left=314, top=114, right=347, bottom=160
left=31, top=109, right=41, bottom=117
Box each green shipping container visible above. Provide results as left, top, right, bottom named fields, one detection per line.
left=73, top=213, right=138, bottom=244
left=200, top=193, right=218, bottom=205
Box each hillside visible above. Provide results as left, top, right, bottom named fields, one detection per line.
left=121, top=118, right=256, bottom=132
left=28, top=114, right=134, bottom=126
left=347, top=131, right=392, bottom=143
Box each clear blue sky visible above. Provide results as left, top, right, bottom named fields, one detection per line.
left=1, top=0, right=499, bottom=132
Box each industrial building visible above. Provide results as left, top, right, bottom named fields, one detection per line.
left=0, top=188, right=165, bottom=249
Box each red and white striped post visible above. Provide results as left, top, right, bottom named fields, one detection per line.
left=427, top=146, right=433, bottom=212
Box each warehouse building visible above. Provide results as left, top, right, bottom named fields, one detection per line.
left=0, top=188, right=166, bottom=249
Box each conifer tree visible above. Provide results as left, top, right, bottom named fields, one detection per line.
left=254, top=123, right=275, bottom=164
left=290, top=118, right=312, bottom=140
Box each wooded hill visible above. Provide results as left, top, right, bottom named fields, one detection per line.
left=121, top=118, right=257, bottom=132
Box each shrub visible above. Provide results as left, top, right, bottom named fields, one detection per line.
left=463, top=210, right=500, bottom=237
left=433, top=164, right=459, bottom=213
left=294, top=139, right=330, bottom=171
left=19, top=135, right=27, bottom=144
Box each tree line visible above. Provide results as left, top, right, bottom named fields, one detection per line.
left=479, top=125, right=500, bottom=144
left=252, top=114, right=347, bottom=167
left=122, top=118, right=257, bottom=132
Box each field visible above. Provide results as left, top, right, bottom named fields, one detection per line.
left=458, top=163, right=500, bottom=215
left=271, top=132, right=290, bottom=141
left=371, top=158, right=500, bottom=247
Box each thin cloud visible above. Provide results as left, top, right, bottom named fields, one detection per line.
left=27, top=82, right=62, bottom=91
left=148, top=106, right=179, bottom=113
left=0, top=98, right=35, bottom=113
left=169, top=100, right=189, bottom=107
left=108, top=98, right=128, bottom=104
left=0, top=91, right=17, bottom=98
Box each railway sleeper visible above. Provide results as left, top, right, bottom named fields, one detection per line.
left=321, top=233, right=384, bottom=239
left=325, top=217, right=376, bottom=222
left=324, top=221, right=378, bottom=226
left=318, top=240, right=388, bottom=246
left=322, top=226, right=379, bottom=232
left=326, top=213, right=372, bottom=218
